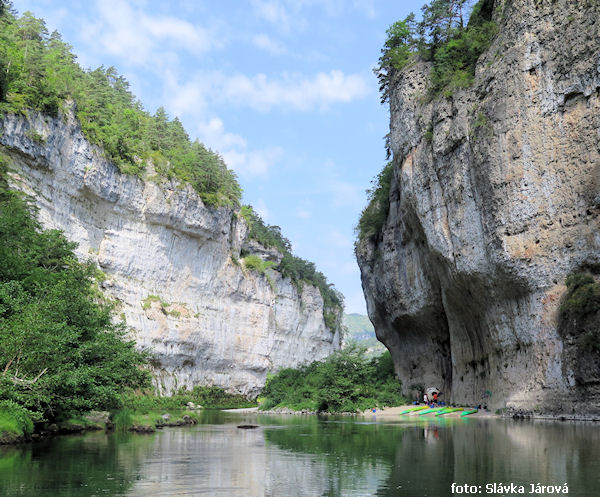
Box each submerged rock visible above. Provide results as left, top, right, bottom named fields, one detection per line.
left=129, top=425, right=155, bottom=434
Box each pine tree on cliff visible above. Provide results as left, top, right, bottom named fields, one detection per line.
left=420, top=0, right=470, bottom=49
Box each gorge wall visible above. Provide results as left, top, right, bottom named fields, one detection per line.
left=356, top=0, right=600, bottom=414
left=0, top=109, right=340, bottom=397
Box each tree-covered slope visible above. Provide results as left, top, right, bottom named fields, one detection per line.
left=342, top=313, right=386, bottom=357
left=0, top=3, right=240, bottom=207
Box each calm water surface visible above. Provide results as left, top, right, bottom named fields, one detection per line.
left=1, top=411, right=599, bottom=496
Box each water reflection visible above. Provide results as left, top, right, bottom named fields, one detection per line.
left=0, top=413, right=599, bottom=497
left=0, top=431, right=154, bottom=496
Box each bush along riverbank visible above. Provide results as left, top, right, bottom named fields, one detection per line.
left=0, top=157, right=258, bottom=443
left=0, top=159, right=151, bottom=444
left=259, top=346, right=407, bottom=413
left=0, top=387, right=257, bottom=443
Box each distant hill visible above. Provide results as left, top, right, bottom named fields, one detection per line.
left=342, top=313, right=386, bottom=357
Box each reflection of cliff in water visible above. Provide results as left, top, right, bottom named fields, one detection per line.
left=264, top=417, right=600, bottom=497
left=128, top=423, right=339, bottom=497
left=133, top=415, right=391, bottom=496
left=378, top=419, right=600, bottom=496
left=1, top=416, right=599, bottom=496
left=450, top=420, right=600, bottom=491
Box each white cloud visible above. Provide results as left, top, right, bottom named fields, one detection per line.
left=197, top=117, right=247, bottom=151
left=222, top=147, right=284, bottom=177
left=80, top=0, right=219, bottom=68
left=218, top=70, right=369, bottom=111
left=164, top=72, right=208, bottom=117
left=196, top=117, right=283, bottom=178
left=252, top=33, right=287, bottom=56
left=252, top=0, right=292, bottom=31
left=140, top=16, right=211, bottom=49
left=164, top=69, right=369, bottom=114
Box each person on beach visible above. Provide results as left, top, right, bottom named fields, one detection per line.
left=423, top=393, right=429, bottom=405
left=433, top=392, right=438, bottom=406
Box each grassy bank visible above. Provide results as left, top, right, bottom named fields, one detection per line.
left=259, top=346, right=406, bottom=413
left=0, top=386, right=256, bottom=442
left=0, top=401, right=37, bottom=443
left=122, top=386, right=257, bottom=411
left=111, top=408, right=204, bottom=433
left=110, top=387, right=257, bottom=432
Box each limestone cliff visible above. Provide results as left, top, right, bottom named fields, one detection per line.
left=356, top=0, right=600, bottom=414
left=0, top=108, right=340, bottom=397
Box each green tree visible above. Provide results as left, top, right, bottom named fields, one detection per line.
left=0, top=161, right=150, bottom=421
left=376, top=0, right=497, bottom=101
left=376, top=14, right=417, bottom=103
left=420, top=0, right=471, bottom=50
left=260, top=347, right=404, bottom=413
left=0, top=9, right=242, bottom=206
left=356, top=161, right=394, bottom=242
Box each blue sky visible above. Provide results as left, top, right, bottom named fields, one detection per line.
left=13, top=0, right=424, bottom=313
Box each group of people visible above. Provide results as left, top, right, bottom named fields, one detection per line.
left=423, top=391, right=440, bottom=407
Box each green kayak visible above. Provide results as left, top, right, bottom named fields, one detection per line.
left=399, top=405, right=429, bottom=414
left=418, top=407, right=445, bottom=416
left=460, top=409, right=478, bottom=417
left=435, top=407, right=463, bottom=416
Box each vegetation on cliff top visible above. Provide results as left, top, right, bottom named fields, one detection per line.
left=259, top=346, right=405, bottom=413
left=0, top=4, right=342, bottom=324
left=0, top=3, right=241, bottom=207
left=376, top=0, right=498, bottom=102
left=358, top=1, right=497, bottom=243
left=0, top=157, right=151, bottom=429
left=241, top=205, right=344, bottom=330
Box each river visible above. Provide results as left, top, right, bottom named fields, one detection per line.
left=1, top=411, right=599, bottom=496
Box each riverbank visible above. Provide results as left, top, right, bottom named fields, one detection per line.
left=224, top=405, right=497, bottom=417
left=357, top=406, right=600, bottom=422
left=358, top=405, right=496, bottom=418
left=0, top=387, right=258, bottom=445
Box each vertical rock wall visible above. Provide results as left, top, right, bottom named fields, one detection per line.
left=357, top=0, right=600, bottom=414
left=1, top=109, right=340, bottom=397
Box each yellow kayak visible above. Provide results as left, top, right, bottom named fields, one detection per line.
left=399, top=405, right=429, bottom=414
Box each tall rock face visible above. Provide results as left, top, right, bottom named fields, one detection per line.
left=356, top=0, right=600, bottom=414
left=0, top=109, right=340, bottom=397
